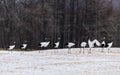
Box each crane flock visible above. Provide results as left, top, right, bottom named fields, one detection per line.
left=7, top=39, right=113, bottom=54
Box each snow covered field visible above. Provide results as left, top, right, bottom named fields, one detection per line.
left=0, top=48, right=120, bottom=75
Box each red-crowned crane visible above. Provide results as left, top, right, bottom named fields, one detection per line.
left=53, top=42, right=60, bottom=54
left=54, top=42, right=60, bottom=48
left=20, top=41, right=28, bottom=50
left=101, top=41, right=106, bottom=52
left=101, top=38, right=113, bottom=53
left=7, top=42, right=16, bottom=53
left=54, top=38, right=60, bottom=48
left=80, top=42, right=87, bottom=53
left=20, top=41, right=28, bottom=54
left=20, top=44, right=27, bottom=50
left=106, top=42, right=113, bottom=53
left=65, top=42, right=75, bottom=54
left=53, top=37, right=60, bottom=53
left=39, top=41, right=50, bottom=53
left=88, top=39, right=101, bottom=53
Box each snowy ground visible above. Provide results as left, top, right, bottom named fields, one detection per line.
left=0, top=48, right=120, bottom=75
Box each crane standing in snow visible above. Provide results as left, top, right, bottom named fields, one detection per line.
left=7, top=42, right=16, bottom=53
left=53, top=37, right=60, bottom=53
left=53, top=42, right=60, bottom=53
left=102, top=41, right=113, bottom=53
left=65, top=42, right=75, bottom=54
left=20, top=41, right=28, bottom=50
left=20, top=41, right=28, bottom=54
left=107, top=42, right=113, bottom=53
left=88, top=39, right=101, bottom=53
left=101, top=37, right=113, bottom=53
left=53, top=42, right=60, bottom=48
left=101, top=41, right=106, bottom=52
left=80, top=42, right=87, bottom=53
left=39, top=41, right=50, bottom=53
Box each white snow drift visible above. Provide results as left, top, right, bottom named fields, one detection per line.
left=0, top=48, right=120, bottom=75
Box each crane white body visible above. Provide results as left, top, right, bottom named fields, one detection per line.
left=88, top=39, right=94, bottom=48
left=9, top=45, right=15, bottom=50
left=40, top=42, right=50, bottom=48
left=88, top=39, right=101, bottom=48
left=94, top=39, right=101, bottom=47
left=21, top=44, right=27, bottom=49
left=67, top=42, right=75, bottom=48
left=81, top=42, right=87, bottom=48
left=54, top=42, right=60, bottom=48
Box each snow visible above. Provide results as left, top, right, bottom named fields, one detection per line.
left=0, top=48, right=120, bottom=75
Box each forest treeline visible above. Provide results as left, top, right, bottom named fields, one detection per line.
left=0, top=0, right=120, bottom=49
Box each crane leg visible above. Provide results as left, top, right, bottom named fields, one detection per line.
left=101, top=48, right=104, bottom=53
left=79, top=48, right=81, bottom=53
left=54, top=48, right=58, bottom=54
left=10, top=50, right=12, bottom=54
left=68, top=48, right=71, bottom=54
left=108, top=48, right=110, bottom=53
left=83, top=48, right=85, bottom=54
left=88, top=48, right=92, bottom=54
